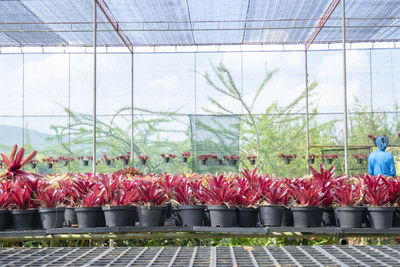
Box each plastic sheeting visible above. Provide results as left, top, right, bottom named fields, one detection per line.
left=0, top=0, right=399, bottom=47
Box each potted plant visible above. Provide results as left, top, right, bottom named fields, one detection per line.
left=333, top=183, right=365, bottom=228
left=226, top=155, right=240, bottom=166
left=234, top=178, right=259, bottom=227
left=367, top=134, right=377, bottom=145
left=0, top=185, right=11, bottom=230
left=279, top=154, right=297, bottom=164
left=286, top=179, right=324, bottom=227
left=139, top=155, right=148, bottom=165
left=361, top=175, right=395, bottom=229
left=38, top=186, right=65, bottom=229
left=10, top=185, right=38, bottom=230
left=303, top=154, right=318, bottom=164
left=102, top=155, right=113, bottom=166
left=59, top=179, right=79, bottom=227
left=174, top=179, right=206, bottom=227
left=78, top=156, right=92, bottom=166
left=181, top=152, right=191, bottom=163
left=59, top=156, right=73, bottom=166
left=137, top=180, right=167, bottom=227
left=119, top=155, right=130, bottom=165
left=259, top=179, right=287, bottom=227
left=247, top=155, right=257, bottom=165
left=322, top=153, right=338, bottom=165
left=42, top=157, right=57, bottom=169
left=310, top=163, right=345, bottom=226
left=100, top=175, right=139, bottom=227
left=353, top=154, right=368, bottom=164
left=198, top=154, right=209, bottom=165
left=30, top=159, right=38, bottom=169
left=161, top=153, right=175, bottom=163
left=205, top=175, right=237, bottom=227
left=75, top=187, right=105, bottom=228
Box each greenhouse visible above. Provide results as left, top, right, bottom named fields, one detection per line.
left=1, top=0, right=400, bottom=266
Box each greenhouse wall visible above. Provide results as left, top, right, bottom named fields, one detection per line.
left=0, top=47, right=399, bottom=176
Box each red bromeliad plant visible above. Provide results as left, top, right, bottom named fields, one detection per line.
left=159, top=175, right=182, bottom=201
left=0, top=145, right=38, bottom=183
left=98, top=174, right=123, bottom=206
left=234, top=178, right=259, bottom=207
left=137, top=180, right=167, bottom=206
left=79, top=188, right=106, bottom=207
left=181, top=152, right=191, bottom=158
left=286, top=179, right=324, bottom=207
left=333, top=183, right=363, bottom=206
left=206, top=175, right=237, bottom=207
left=261, top=180, right=288, bottom=206
left=0, top=191, right=11, bottom=209
left=174, top=178, right=203, bottom=205
left=10, top=187, right=34, bottom=210
left=309, top=163, right=345, bottom=207
left=361, top=175, right=391, bottom=206
left=38, top=187, right=64, bottom=208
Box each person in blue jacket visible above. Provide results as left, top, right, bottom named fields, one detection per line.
left=368, top=135, right=396, bottom=176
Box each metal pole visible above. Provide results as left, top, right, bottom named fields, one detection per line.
left=92, top=0, right=97, bottom=174
left=130, top=52, right=134, bottom=164
left=342, top=0, right=349, bottom=175
left=305, top=49, right=310, bottom=172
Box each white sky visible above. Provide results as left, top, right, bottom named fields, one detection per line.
left=0, top=45, right=399, bottom=139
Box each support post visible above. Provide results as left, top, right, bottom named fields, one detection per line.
left=92, top=0, right=97, bottom=174
left=342, top=0, right=349, bottom=175
left=130, top=52, right=134, bottom=164
left=305, top=49, right=310, bottom=172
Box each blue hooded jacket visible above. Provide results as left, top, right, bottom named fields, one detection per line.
left=368, top=136, right=396, bottom=176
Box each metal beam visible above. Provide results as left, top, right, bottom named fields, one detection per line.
left=305, top=0, right=340, bottom=50
left=342, top=0, right=349, bottom=175
left=93, top=0, right=97, bottom=174
left=95, top=0, right=134, bottom=54
left=305, top=49, right=310, bottom=173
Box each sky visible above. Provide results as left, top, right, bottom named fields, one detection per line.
left=0, top=45, right=399, bottom=148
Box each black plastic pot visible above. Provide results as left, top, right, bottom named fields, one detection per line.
left=0, top=210, right=11, bottom=230
left=291, top=206, right=322, bottom=227
left=164, top=157, right=170, bottom=163
left=48, top=163, right=53, bottom=169
left=201, top=159, right=207, bottom=165
left=64, top=207, right=78, bottom=227
left=308, top=158, right=315, bottom=164
left=207, top=205, right=236, bottom=227
left=182, top=157, right=188, bottom=163
left=336, top=206, right=365, bottom=228
left=176, top=205, right=205, bottom=227
left=231, top=159, right=237, bottom=166
left=123, top=158, right=129, bottom=165
left=11, top=209, right=37, bottom=230
left=249, top=159, right=256, bottom=165
left=368, top=207, right=395, bottom=229
left=137, top=206, right=165, bottom=227
left=102, top=206, right=130, bottom=227
left=322, top=207, right=337, bottom=226
left=39, top=207, right=65, bottom=229
left=393, top=207, right=400, bottom=227
left=259, top=205, right=284, bottom=227
left=237, top=207, right=258, bottom=227
left=217, top=159, right=223, bottom=165
left=356, top=158, right=364, bottom=164
left=281, top=207, right=294, bottom=226
left=327, top=158, right=333, bottom=164
left=105, top=159, right=111, bottom=166
left=63, top=161, right=69, bottom=166
left=284, top=158, right=291, bottom=164
left=140, top=159, right=147, bottom=165
left=83, top=160, right=89, bottom=166
left=30, top=163, right=37, bottom=169
left=75, top=207, right=101, bottom=228
left=127, top=206, right=138, bottom=226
